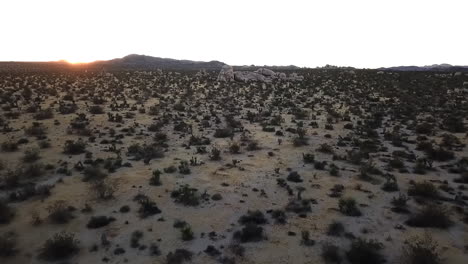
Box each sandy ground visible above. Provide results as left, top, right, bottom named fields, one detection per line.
left=0, top=70, right=467, bottom=264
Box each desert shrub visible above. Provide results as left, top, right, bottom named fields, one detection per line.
left=89, top=105, right=104, bottom=114
left=408, top=182, right=439, bottom=199
left=302, top=153, right=315, bottom=163
left=214, top=128, right=233, bottom=138
left=1, top=141, right=18, bottom=152
left=25, top=122, right=47, bottom=137
left=20, top=163, right=45, bottom=179
left=347, top=150, right=366, bottom=165
left=406, top=205, right=452, bottom=228
left=9, top=183, right=52, bottom=202
left=314, top=161, right=327, bottom=170
left=338, top=198, right=362, bottom=217
left=401, top=233, right=442, bottom=264
left=229, top=142, right=240, bottom=154
left=440, top=133, right=463, bottom=149
left=413, top=159, right=429, bottom=174
left=300, top=231, right=315, bottom=246
left=317, top=143, right=334, bottom=154
left=233, top=223, right=264, bottom=243
left=38, top=140, right=51, bottom=149
left=82, top=166, right=107, bottom=182
left=164, top=165, right=177, bottom=173
left=63, top=139, right=86, bottom=155
left=454, top=172, right=468, bottom=184
left=204, top=245, right=221, bottom=257
left=359, top=161, right=382, bottom=181
left=174, top=121, right=190, bottom=132
left=178, top=161, right=191, bottom=174
left=23, top=148, right=40, bottom=162
left=149, top=170, right=162, bottom=186
left=209, top=147, right=221, bottom=160
left=246, top=141, right=259, bottom=151
left=1, top=170, right=20, bottom=189
left=0, top=232, right=17, bottom=257
left=293, top=136, right=308, bottom=147
left=166, top=249, right=193, bottom=264
left=415, top=123, right=433, bottom=135
left=171, top=185, right=200, bottom=206
left=39, top=232, right=79, bottom=261
left=154, top=132, right=168, bottom=143
left=181, top=225, right=194, bottom=241
left=329, top=164, right=340, bottom=176
left=127, top=143, right=164, bottom=162
left=34, top=108, right=54, bottom=120
left=346, top=238, right=385, bottom=264
left=189, top=135, right=210, bottom=146
left=0, top=201, right=15, bottom=224
left=47, top=200, right=73, bottom=224
left=239, top=210, right=268, bottom=225
left=381, top=179, right=399, bottom=192
left=426, top=147, right=454, bottom=162
left=391, top=193, right=410, bottom=213
left=149, top=243, right=161, bottom=256
left=285, top=199, right=312, bottom=214
left=86, top=216, right=115, bottom=229
left=389, top=157, right=405, bottom=169
left=58, top=103, right=78, bottom=114
left=211, top=193, right=222, bottom=201
left=344, top=123, right=353, bottom=129
left=327, top=221, right=345, bottom=236
left=130, top=230, right=144, bottom=248
left=269, top=209, right=286, bottom=224
left=287, top=171, right=302, bottom=182
left=442, top=115, right=465, bottom=133
left=90, top=179, right=117, bottom=200
left=322, top=243, right=342, bottom=264
left=173, top=219, right=188, bottom=229
left=136, top=195, right=162, bottom=218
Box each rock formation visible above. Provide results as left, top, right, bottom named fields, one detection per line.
left=217, top=66, right=303, bottom=82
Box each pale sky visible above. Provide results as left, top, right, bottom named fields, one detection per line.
left=1, top=0, right=467, bottom=68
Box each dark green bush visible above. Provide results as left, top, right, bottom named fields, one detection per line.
left=339, top=198, right=362, bottom=217
left=0, top=232, right=17, bottom=257
left=171, top=185, right=200, bottom=206
left=406, top=205, right=452, bottom=229
left=39, top=232, right=79, bottom=261
left=0, top=201, right=15, bottom=224
left=346, top=238, right=385, bottom=264
left=166, top=249, right=193, bottom=264
left=322, top=243, right=342, bottom=264
left=233, top=224, right=264, bottom=243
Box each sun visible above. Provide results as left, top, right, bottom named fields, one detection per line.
left=64, top=59, right=90, bottom=64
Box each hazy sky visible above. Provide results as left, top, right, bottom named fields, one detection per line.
left=1, top=0, right=467, bottom=68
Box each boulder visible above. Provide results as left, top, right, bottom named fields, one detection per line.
left=256, top=68, right=276, bottom=77
left=217, top=65, right=235, bottom=82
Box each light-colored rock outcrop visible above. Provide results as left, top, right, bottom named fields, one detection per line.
left=218, top=66, right=303, bottom=82
left=217, top=65, right=235, bottom=82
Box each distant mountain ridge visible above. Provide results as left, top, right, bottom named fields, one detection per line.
left=101, top=54, right=226, bottom=70
left=379, top=64, right=468, bottom=72
left=1, top=54, right=467, bottom=72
